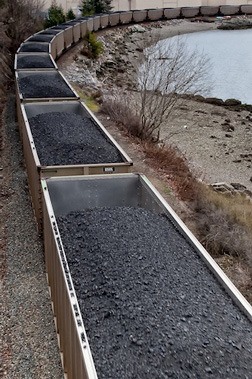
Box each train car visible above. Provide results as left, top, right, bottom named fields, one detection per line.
left=108, top=11, right=120, bottom=26
left=14, top=53, right=57, bottom=71
left=15, top=70, right=79, bottom=103
left=19, top=100, right=133, bottom=228
left=42, top=173, right=252, bottom=379
left=17, top=41, right=51, bottom=54
left=50, top=24, right=74, bottom=49
left=25, top=29, right=65, bottom=59
left=148, top=8, right=164, bottom=20
left=14, top=8, right=252, bottom=379
left=64, top=20, right=82, bottom=44
left=119, top=10, right=133, bottom=24
left=163, top=7, right=181, bottom=19
left=181, top=6, right=200, bottom=18
left=132, top=9, right=148, bottom=23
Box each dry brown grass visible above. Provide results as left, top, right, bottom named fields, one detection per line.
left=101, top=96, right=142, bottom=138
left=142, top=142, right=199, bottom=201
left=191, top=185, right=252, bottom=264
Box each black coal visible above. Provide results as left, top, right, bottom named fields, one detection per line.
left=17, top=55, right=55, bottom=69
left=18, top=74, right=76, bottom=98
left=29, top=112, right=123, bottom=165
left=57, top=206, right=252, bottom=379
left=19, top=43, right=49, bottom=53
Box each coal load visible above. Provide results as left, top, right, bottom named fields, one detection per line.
left=18, top=74, right=75, bottom=98
left=19, top=43, right=49, bottom=53
left=17, top=55, right=55, bottom=69
left=57, top=206, right=252, bottom=379
left=29, top=112, right=123, bottom=165
left=28, top=35, right=55, bottom=43
left=51, top=25, right=70, bottom=30
left=39, top=30, right=62, bottom=35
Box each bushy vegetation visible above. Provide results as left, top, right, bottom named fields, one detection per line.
left=0, top=0, right=44, bottom=100
left=44, top=1, right=78, bottom=28
left=44, top=0, right=66, bottom=28
left=81, top=32, right=104, bottom=59
left=66, top=8, right=76, bottom=21
left=81, top=0, right=112, bottom=16
left=0, top=0, right=44, bottom=55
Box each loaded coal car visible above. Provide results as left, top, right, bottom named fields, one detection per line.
left=15, top=69, right=79, bottom=102
left=42, top=173, right=252, bottom=379
left=26, top=29, right=65, bottom=59
left=50, top=24, right=74, bottom=49
left=19, top=101, right=132, bottom=229
left=14, top=53, right=57, bottom=70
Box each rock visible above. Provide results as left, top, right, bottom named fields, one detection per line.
left=211, top=182, right=235, bottom=194
left=218, top=18, right=252, bottom=30
left=205, top=97, right=225, bottom=106
left=222, top=124, right=234, bottom=132
left=224, top=98, right=242, bottom=106
left=127, top=25, right=146, bottom=33
left=104, top=60, right=116, bottom=67
left=230, top=183, right=247, bottom=191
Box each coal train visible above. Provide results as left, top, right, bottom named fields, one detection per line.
left=15, top=6, right=252, bottom=379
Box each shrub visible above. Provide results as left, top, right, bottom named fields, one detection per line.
left=83, top=32, right=104, bottom=59
left=81, top=0, right=112, bottom=16
left=44, top=1, right=65, bottom=28
left=66, top=8, right=75, bottom=21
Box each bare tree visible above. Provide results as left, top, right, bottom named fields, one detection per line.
left=0, top=0, right=44, bottom=100
left=102, top=35, right=211, bottom=142
left=1, top=0, right=45, bottom=54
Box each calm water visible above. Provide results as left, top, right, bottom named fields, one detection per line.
left=160, top=29, right=252, bottom=104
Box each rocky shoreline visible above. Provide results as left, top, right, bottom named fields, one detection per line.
left=58, top=18, right=252, bottom=192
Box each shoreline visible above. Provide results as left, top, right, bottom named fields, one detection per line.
left=58, top=19, right=252, bottom=192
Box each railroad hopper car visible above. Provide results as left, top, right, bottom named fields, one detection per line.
left=18, top=101, right=132, bottom=228
left=42, top=174, right=252, bottom=379
left=15, top=5, right=252, bottom=378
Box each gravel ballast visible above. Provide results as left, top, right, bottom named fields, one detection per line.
left=17, top=55, right=55, bottom=69
left=18, top=73, right=76, bottom=98
left=57, top=206, right=252, bottom=379
left=29, top=112, right=123, bottom=165
left=19, top=42, right=49, bottom=53
left=0, top=96, right=64, bottom=378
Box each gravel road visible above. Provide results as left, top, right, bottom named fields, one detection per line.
left=0, top=96, right=64, bottom=378
left=29, top=112, right=123, bottom=165
left=57, top=206, right=252, bottom=379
